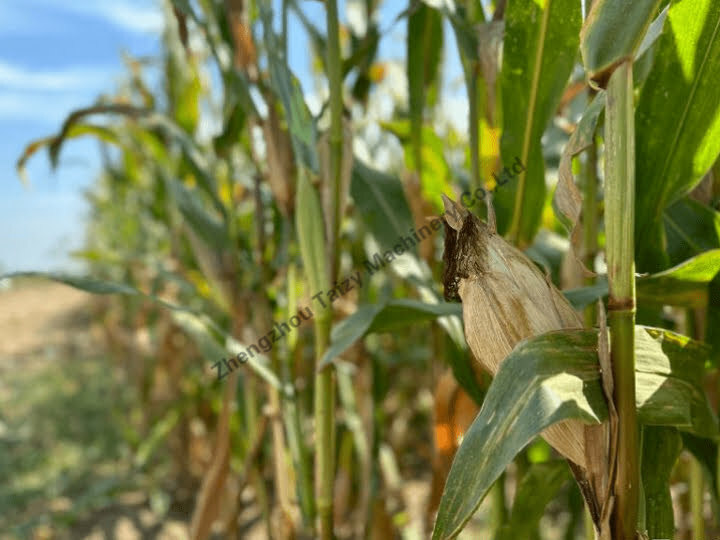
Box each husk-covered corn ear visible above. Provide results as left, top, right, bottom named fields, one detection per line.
left=441, top=196, right=607, bottom=516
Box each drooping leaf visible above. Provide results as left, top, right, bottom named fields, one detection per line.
left=431, top=330, right=607, bottom=539
left=640, top=426, right=682, bottom=540
left=496, top=0, right=582, bottom=245
left=580, top=0, right=663, bottom=85
left=259, top=2, right=318, bottom=171
left=350, top=159, right=416, bottom=252
left=432, top=325, right=717, bottom=538
left=320, top=299, right=462, bottom=368
left=562, top=279, right=609, bottom=310
left=17, top=124, right=120, bottom=183
left=635, top=327, right=718, bottom=439
left=558, top=251, right=720, bottom=309
left=634, top=0, right=720, bottom=271
left=0, top=271, right=187, bottom=312
left=664, top=197, right=720, bottom=266
left=26, top=104, right=227, bottom=218
left=636, top=249, right=720, bottom=308
left=496, top=461, right=571, bottom=540
left=172, top=311, right=283, bottom=391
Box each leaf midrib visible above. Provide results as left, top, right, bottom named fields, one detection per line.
left=651, top=5, right=720, bottom=224
left=509, top=1, right=552, bottom=242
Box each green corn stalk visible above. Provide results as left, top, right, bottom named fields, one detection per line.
left=604, top=60, right=639, bottom=540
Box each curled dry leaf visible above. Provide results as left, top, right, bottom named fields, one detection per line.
left=553, top=92, right=605, bottom=278
left=441, top=195, right=607, bottom=524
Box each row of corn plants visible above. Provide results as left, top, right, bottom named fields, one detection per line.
left=7, top=0, right=720, bottom=538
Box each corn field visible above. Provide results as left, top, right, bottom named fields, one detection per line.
left=3, top=0, right=720, bottom=538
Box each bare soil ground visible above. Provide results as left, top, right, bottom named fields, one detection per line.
left=0, top=280, right=191, bottom=540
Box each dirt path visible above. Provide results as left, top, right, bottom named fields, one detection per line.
left=0, top=280, right=190, bottom=540
left=0, top=281, right=90, bottom=359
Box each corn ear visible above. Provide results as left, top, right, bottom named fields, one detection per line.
left=441, top=195, right=605, bottom=474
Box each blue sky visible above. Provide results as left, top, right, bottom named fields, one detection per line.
left=0, top=0, right=458, bottom=273
left=0, top=1, right=163, bottom=272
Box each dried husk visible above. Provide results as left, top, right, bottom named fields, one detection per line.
left=441, top=196, right=607, bottom=521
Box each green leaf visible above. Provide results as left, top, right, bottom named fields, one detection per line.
left=320, top=299, right=462, bottom=367
left=664, top=197, right=720, bottom=266
left=636, top=249, right=720, bottom=308
left=135, top=408, right=181, bottom=468
left=580, top=0, right=663, bottom=84
left=432, top=325, right=717, bottom=538
left=0, top=272, right=188, bottom=312
left=562, top=279, right=609, bottom=310
left=561, top=251, right=720, bottom=309
left=636, top=327, right=718, bottom=439
left=432, top=330, right=607, bottom=539
left=635, top=0, right=720, bottom=271
left=295, top=169, right=329, bottom=307
left=634, top=5, right=669, bottom=87
left=260, top=2, right=318, bottom=171
left=640, top=426, right=682, bottom=539
left=381, top=120, right=451, bottom=212
left=407, top=1, right=443, bottom=175
left=164, top=174, right=230, bottom=252
left=26, top=104, right=227, bottom=218
left=496, top=462, right=570, bottom=540
left=496, top=0, right=581, bottom=245
left=172, top=311, right=283, bottom=391
left=682, top=433, right=720, bottom=511
left=350, top=159, right=416, bottom=251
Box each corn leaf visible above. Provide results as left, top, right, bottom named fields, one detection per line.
left=635, top=0, right=720, bottom=270
left=640, top=426, right=682, bottom=539
left=496, top=461, right=570, bottom=540
left=296, top=169, right=329, bottom=306
left=164, top=175, right=230, bottom=252
left=636, top=249, right=720, bottom=308
left=382, top=120, right=452, bottom=213
left=432, top=329, right=607, bottom=539
left=580, top=0, right=663, bottom=85
left=350, top=159, right=416, bottom=252
left=432, top=325, right=717, bottom=538
left=635, top=327, right=717, bottom=439
left=320, top=299, right=462, bottom=368
left=562, top=250, right=720, bottom=309
left=495, top=0, right=581, bottom=245
left=664, top=198, right=720, bottom=266
left=407, top=1, right=443, bottom=177
left=0, top=272, right=185, bottom=311
left=17, top=124, right=120, bottom=183
left=260, top=2, right=318, bottom=171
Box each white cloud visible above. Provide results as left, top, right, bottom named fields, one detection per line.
left=0, top=90, right=97, bottom=122
left=63, top=2, right=164, bottom=34
left=0, top=0, right=164, bottom=35
left=0, top=61, right=113, bottom=92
